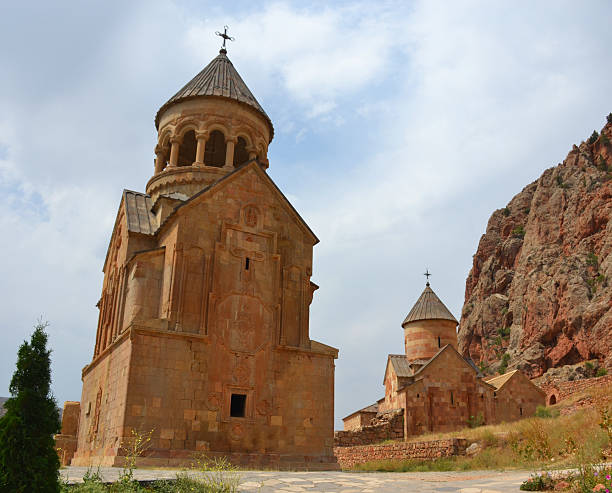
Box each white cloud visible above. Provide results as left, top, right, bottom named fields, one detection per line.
left=185, top=2, right=400, bottom=113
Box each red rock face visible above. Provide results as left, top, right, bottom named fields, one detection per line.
left=458, top=120, right=612, bottom=378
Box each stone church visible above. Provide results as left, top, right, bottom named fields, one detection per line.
left=342, top=282, right=545, bottom=436
left=60, top=47, right=339, bottom=470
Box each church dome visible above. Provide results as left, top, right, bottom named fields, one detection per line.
left=147, top=48, right=274, bottom=203
left=155, top=49, right=274, bottom=140
left=402, top=283, right=458, bottom=327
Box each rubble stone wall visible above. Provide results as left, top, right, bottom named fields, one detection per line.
left=334, top=438, right=467, bottom=469
left=540, top=374, right=612, bottom=405
left=334, top=409, right=403, bottom=447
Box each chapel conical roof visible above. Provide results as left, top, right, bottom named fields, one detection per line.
left=402, top=283, right=458, bottom=326
left=155, top=49, right=274, bottom=139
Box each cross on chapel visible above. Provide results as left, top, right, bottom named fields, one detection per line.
left=424, top=269, right=431, bottom=286
left=215, top=25, right=235, bottom=51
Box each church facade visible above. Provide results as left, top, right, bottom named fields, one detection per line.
left=65, top=48, right=338, bottom=470
left=343, top=283, right=545, bottom=436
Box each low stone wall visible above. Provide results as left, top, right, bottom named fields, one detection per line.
left=334, top=409, right=403, bottom=447
left=539, top=374, right=612, bottom=405
left=334, top=438, right=467, bottom=469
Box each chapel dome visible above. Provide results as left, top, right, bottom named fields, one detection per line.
left=402, top=283, right=458, bottom=327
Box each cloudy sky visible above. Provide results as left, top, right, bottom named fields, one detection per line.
left=1, top=1, right=611, bottom=428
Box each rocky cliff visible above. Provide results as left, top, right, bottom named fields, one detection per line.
left=458, top=116, right=612, bottom=378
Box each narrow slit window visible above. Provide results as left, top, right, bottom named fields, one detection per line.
left=438, top=336, right=441, bottom=348
left=519, top=406, right=523, bottom=416
left=245, top=257, right=250, bottom=270
left=230, top=394, right=246, bottom=418
left=450, top=391, right=454, bottom=405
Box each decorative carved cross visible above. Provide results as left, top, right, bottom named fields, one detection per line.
left=424, top=269, right=432, bottom=284
left=215, top=25, right=235, bottom=50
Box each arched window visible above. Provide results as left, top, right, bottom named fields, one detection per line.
left=177, top=130, right=197, bottom=166
left=233, top=136, right=249, bottom=166
left=204, top=130, right=226, bottom=167
left=548, top=394, right=556, bottom=405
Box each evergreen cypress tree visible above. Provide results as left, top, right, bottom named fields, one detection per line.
left=0, top=322, right=61, bottom=493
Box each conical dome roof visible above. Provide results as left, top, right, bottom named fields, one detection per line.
left=402, top=283, right=458, bottom=326
left=155, top=49, right=274, bottom=139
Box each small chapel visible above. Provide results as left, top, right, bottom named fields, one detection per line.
left=56, top=41, right=339, bottom=470
left=342, top=280, right=545, bottom=437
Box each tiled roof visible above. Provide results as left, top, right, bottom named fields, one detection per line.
left=359, top=403, right=379, bottom=413
left=155, top=50, right=273, bottom=139
left=388, top=354, right=413, bottom=378
left=123, top=190, right=157, bottom=235
left=485, top=370, right=519, bottom=390
left=402, top=284, right=458, bottom=326
left=343, top=402, right=379, bottom=420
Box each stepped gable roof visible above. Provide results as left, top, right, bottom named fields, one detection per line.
left=402, top=283, right=458, bottom=326
left=485, top=370, right=519, bottom=390
left=123, top=190, right=157, bottom=235
left=155, top=49, right=274, bottom=139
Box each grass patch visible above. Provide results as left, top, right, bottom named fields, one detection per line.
left=352, top=447, right=525, bottom=472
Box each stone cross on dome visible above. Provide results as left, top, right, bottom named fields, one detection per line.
left=424, top=269, right=431, bottom=286
left=215, top=25, right=235, bottom=53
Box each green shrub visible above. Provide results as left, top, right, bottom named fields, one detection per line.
left=596, top=367, right=608, bottom=377
left=62, top=482, right=108, bottom=492
left=150, top=474, right=213, bottom=492
left=586, top=252, right=598, bottom=267
left=607, top=112, right=612, bottom=124
left=467, top=413, right=485, bottom=428
left=534, top=405, right=558, bottom=419
left=588, top=130, right=599, bottom=145
left=498, top=353, right=511, bottom=374
left=601, top=133, right=610, bottom=146
left=0, top=322, right=61, bottom=493
left=534, top=406, right=552, bottom=418
left=498, top=326, right=510, bottom=338
left=503, top=207, right=511, bottom=217
left=520, top=473, right=554, bottom=491
left=511, top=225, right=526, bottom=239
left=599, top=155, right=609, bottom=172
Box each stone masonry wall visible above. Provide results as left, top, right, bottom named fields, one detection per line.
left=334, top=438, right=467, bottom=469
left=334, top=409, right=403, bottom=447
left=540, top=374, right=612, bottom=405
